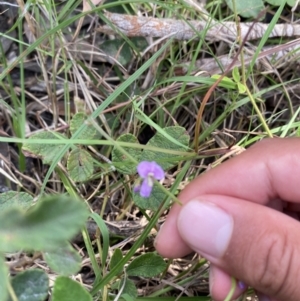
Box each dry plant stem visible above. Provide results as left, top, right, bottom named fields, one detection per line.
left=98, top=12, right=300, bottom=41
left=194, top=13, right=267, bottom=150
left=193, top=38, right=300, bottom=74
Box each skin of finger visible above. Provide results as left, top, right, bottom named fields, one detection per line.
left=155, top=138, right=300, bottom=258
left=177, top=195, right=300, bottom=301
left=209, top=265, right=246, bottom=301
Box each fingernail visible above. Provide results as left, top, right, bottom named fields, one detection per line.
left=177, top=200, right=233, bottom=259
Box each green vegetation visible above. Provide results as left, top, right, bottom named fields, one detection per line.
left=0, top=0, right=298, bottom=300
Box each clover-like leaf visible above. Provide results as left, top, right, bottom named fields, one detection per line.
left=22, top=131, right=68, bottom=164
left=225, top=0, right=265, bottom=18
left=44, top=243, right=81, bottom=276
left=265, top=0, right=296, bottom=6
left=142, top=126, right=190, bottom=170
left=133, top=182, right=166, bottom=210
left=0, top=195, right=89, bottom=252
left=70, top=112, right=101, bottom=140
left=110, top=248, right=123, bottom=275
left=119, top=278, right=138, bottom=299
left=52, top=276, right=92, bottom=301
left=67, top=148, right=94, bottom=182
left=0, top=256, right=9, bottom=301
left=101, top=39, right=132, bottom=66
left=0, top=191, right=34, bottom=211
left=126, top=253, right=166, bottom=277
left=8, top=270, right=48, bottom=301
left=112, top=134, right=141, bottom=174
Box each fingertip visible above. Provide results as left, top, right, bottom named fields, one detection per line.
left=155, top=212, right=192, bottom=258
left=210, top=265, right=247, bottom=301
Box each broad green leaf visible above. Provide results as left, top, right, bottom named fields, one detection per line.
left=43, top=243, right=81, bottom=276
left=110, top=248, right=123, bottom=274
left=232, top=66, right=240, bottom=83
left=119, top=278, right=137, bottom=299
left=0, top=191, right=33, bottom=211
left=70, top=113, right=100, bottom=140
left=225, top=0, right=265, bottom=18
left=142, top=126, right=190, bottom=170
left=0, top=195, right=89, bottom=252
left=101, top=39, right=132, bottom=66
left=52, top=276, right=92, bottom=301
left=265, top=0, right=296, bottom=6
left=67, top=148, right=94, bottom=182
left=0, top=256, right=9, bottom=301
left=237, top=82, right=247, bottom=94
left=22, top=131, right=68, bottom=164
left=8, top=270, right=48, bottom=301
left=112, top=134, right=141, bottom=174
left=126, top=253, right=166, bottom=277
left=133, top=182, right=165, bottom=210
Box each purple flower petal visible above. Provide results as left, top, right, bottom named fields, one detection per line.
left=139, top=178, right=153, bottom=198
left=133, top=185, right=141, bottom=193
left=137, top=161, right=164, bottom=180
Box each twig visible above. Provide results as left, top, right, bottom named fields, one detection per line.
left=97, top=12, right=300, bottom=41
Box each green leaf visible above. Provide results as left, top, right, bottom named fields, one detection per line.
left=110, top=248, right=123, bottom=274
left=90, top=213, right=110, bottom=265
left=0, top=191, right=34, bottom=211
left=119, top=278, right=137, bottom=299
left=232, top=66, right=240, bottom=83
left=133, top=182, right=165, bottom=210
left=52, top=276, right=92, bottom=301
left=211, top=74, right=236, bottom=89
left=67, top=148, right=94, bottom=182
left=287, top=0, right=297, bottom=6
left=0, top=195, right=89, bottom=252
left=237, top=82, right=247, bottom=94
left=225, top=0, right=265, bottom=18
left=0, top=256, right=9, bottom=301
left=22, top=131, right=68, bottom=164
left=70, top=113, right=100, bottom=140
left=43, top=243, right=81, bottom=276
left=101, top=39, right=132, bottom=66
left=265, top=0, right=296, bottom=6
left=126, top=253, right=167, bottom=277
left=8, top=270, right=48, bottom=301
left=112, top=134, right=141, bottom=174
left=142, top=126, right=190, bottom=170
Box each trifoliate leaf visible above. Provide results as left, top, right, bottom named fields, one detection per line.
left=0, top=191, right=34, bottom=211
left=52, top=276, right=92, bottom=301
left=142, top=126, right=189, bottom=170
left=110, top=248, right=123, bottom=274
left=112, top=134, right=141, bottom=174
left=126, top=253, right=166, bottom=277
left=67, top=148, right=94, bottom=182
left=119, top=278, right=137, bottom=299
left=0, top=256, right=9, bottom=301
left=22, top=131, right=67, bottom=164
left=70, top=113, right=100, bottom=140
left=0, top=195, right=89, bottom=252
left=133, top=182, right=165, bottom=210
left=44, top=243, right=81, bottom=276
left=8, top=270, right=48, bottom=301
left=225, top=0, right=265, bottom=18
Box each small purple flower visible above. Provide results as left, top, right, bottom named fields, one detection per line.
left=134, top=161, right=165, bottom=198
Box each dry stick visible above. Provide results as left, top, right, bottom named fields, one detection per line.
left=98, top=12, right=300, bottom=41
left=193, top=14, right=265, bottom=151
